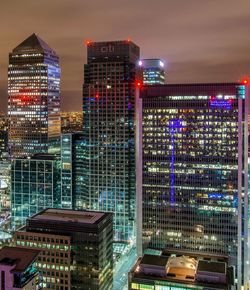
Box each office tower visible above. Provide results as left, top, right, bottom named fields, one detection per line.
left=0, top=112, right=8, bottom=160
left=61, top=111, right=83, bottom=133
left=15, top=208, right=113, bottom=290
left=0, top=246, right=41, bottom=289
left=81, top=40, right=140, bottom=242
left=138, top=59, right=165, bottom=85
left=8, top=33, right=61, bottom=158
left=137, top=83, right=248, bottom=288
left=11, top=154, right=61, bottom=229
left=128, top=253, right=232, bottom=290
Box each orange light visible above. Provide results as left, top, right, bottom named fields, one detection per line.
left=243, top=79, right=248, bottom=85
left=85, top=39, right=92, bottom=46
left=127, top=38, right=131, bottom=42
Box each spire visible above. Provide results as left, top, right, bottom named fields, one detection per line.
left=12, top=33, right=56, bottom=55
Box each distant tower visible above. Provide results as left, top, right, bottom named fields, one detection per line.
left=139, top=59, right=165, bottom=85
left=80, top=40, right=140, bottom=242
left=8, top=33, right=61, bottom=158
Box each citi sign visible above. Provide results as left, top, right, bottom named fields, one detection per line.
left=100, top=45, right=115, bottom=53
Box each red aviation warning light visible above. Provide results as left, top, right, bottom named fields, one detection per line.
left=136, top=81, right=142, bottom=87
left=85, top=39, right=92, bottom=46
left=240, top=76, right=249, bottom=85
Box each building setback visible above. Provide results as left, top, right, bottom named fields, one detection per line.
left=81, top=40, right=140, bottom=242
left=14, top=208, right=113, bottom=290
left=136, top=83, right=248, bottom=288
left=8, top=33, right=61, bottom=158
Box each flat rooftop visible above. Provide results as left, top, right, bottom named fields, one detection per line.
left=131, top=254, right=229, bottom=289
left=0, top=247, right=40, bottom=273
left=32, top=208, right=106, bottom=225
left=141, top=254, right=168, bottom=267
left=198, top=260, right=226, bottom=274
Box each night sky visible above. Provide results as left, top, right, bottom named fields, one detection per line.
left=1, top=0, right=250, bottom=111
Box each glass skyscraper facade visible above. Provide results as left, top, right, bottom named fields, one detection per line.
left=11, top=154, right=61, bottom=229
left=137, top=83, right=249, bottom=288
left=81, top=40, right=140, bottom=242
left=139, top=59, right=165, bottom=85
left=8, top=33, right=61, bottom=158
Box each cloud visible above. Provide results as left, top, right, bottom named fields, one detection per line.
left=0, top=0, right=250, bottom=111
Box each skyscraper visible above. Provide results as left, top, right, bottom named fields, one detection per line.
left=138, top=59, right=165, bottom=85
left=81, top=40, right=140, bottom=242
left=137, top=83, right=248, bottom=288
left=8, top=33, right=61, bottom=158
left=15, top=208, right=113, bottom=290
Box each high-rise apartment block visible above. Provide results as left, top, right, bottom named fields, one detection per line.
left=139, top=59, right=165, bottom=85
left=81, top=40, right=140, bottom=241
left=8, top=33, right=61, bottom=158
left=137, top=83, right=248, bottom=287
left=15, top=208, right=113, bottom=290
left=11, top=154, right=61, bottom=229
left=0, top=246, right=41, bottom=289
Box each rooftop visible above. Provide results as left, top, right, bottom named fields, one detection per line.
left=31, top=153, right=58, bottom=160
left=198, top=260, right=226, bottom=274
left=12, top=33, right=57, bottom=55
left=141, top=254, right=168, bottom=267
left=130, top=253, right=230, bottom=289
left=0, top=247, right=40, bottom=273
left=31, top=208, right=106, bottom=225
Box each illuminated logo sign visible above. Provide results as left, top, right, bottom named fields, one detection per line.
left=100, top=45, right=115, bottom=53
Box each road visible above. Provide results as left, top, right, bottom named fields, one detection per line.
left=113, top=246, right=137, bottom=290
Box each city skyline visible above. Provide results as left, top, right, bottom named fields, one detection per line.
left=1, top=0, right=250, bottom=111
left=0, top=1, right=250, bottom=289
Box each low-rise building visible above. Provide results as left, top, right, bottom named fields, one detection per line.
left=128, top=253, right=232, bottom=290
left=0, top=246, right=41, bottom=289
left=14, top=208, right=113, bottom=290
